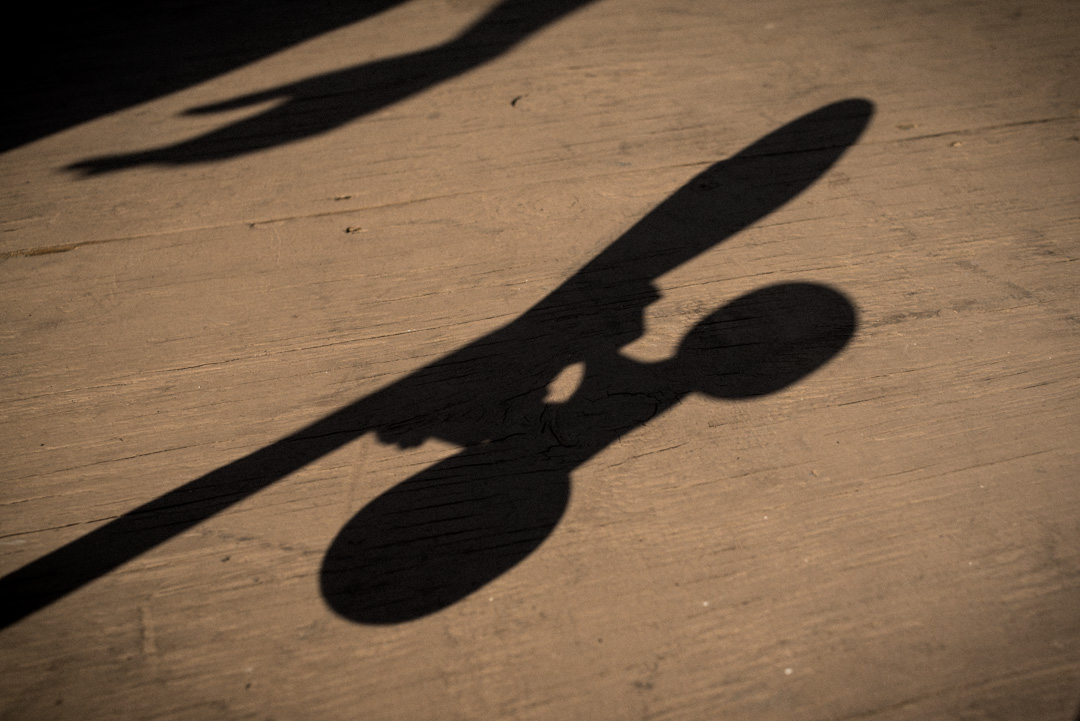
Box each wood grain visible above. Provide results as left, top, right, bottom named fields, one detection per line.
left=2, top=0, right=1078, bottom=719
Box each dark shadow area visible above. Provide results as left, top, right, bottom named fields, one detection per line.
left=0, top=99, right=873, bottom=629
left=61, top=0, right=599, bottom=173
left=323, top=281, right=856, bottom=623
left=4, top=1, right=408, bottom=153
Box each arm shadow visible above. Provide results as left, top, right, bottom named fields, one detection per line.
left=4, top=0, right=411, bottom=153
left=65, top=0, right=599, bottom=174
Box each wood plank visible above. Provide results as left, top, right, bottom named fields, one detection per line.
left=2, top=0, right=1078, bottom=719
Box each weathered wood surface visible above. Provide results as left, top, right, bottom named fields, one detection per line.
left=2, top=0, right=1078, bottom=719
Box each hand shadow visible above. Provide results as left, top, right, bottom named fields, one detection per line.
left=67, top=0, right=599, bottom=174
left=5, top=1, right=416, bottom=153
left=0, top=99, right=873, bottom=630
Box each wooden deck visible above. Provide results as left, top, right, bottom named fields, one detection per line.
left=2, top=1, right=1078, bottom=718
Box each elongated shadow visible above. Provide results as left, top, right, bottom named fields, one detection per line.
left=1, top=99, right=873, bottom=629
left=67, top=0, right=599, bottom=174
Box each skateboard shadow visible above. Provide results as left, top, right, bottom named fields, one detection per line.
left=0, top=99, right=873, bottom=629
left=323, top=281, right=856, bottom=623
left=66, top=0, right=599, bottom=174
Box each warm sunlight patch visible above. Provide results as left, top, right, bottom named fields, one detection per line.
left=544, top=361, right=586, bottom=403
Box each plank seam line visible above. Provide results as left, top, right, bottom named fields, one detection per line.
left=896, top=114, right=1075, bottom=143
left=0, top=144, right=865, bottom=259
